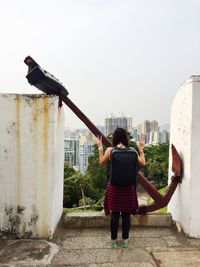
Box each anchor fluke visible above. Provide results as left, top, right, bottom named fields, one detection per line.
left=171, top=144, right=182, bottom=179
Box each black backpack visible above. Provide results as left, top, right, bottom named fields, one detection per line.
left=109, top=147, right=138, bottom=187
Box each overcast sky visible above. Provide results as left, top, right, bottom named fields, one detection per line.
left=0, top=0, right=200, bottom=129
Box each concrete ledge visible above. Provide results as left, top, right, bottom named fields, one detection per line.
left=133, top=214, right=172, bottom=227
left=63, top=212, right=172, bottom=228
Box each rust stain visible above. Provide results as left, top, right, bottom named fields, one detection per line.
left=43, top=96, right=49, bottom=167
left=32, top=97, right=39, bottom=145
left=42, top=96, right=49, bottom=235
left=15, top=95, right=21, bottom=205
left=32, top=97, right=40, bottom=207
left=57, top=106, right=61, bottom=133
left=31, top=96, right=50, bottom=236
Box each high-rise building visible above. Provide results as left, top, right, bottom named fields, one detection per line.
left=150, top=120, right=159, bottom=132
left=73, top=128, right=94, bottom=140
left=137, top=120, right=151, bottom=144
left=64, top=138, right=79, bottom=167
left=105, top=113, right=132, bottom=136
left=138, top=120, right=161, bottom=144
left=79, top=136, right=94, bottom=173
left=132, top=127, right=139, bottom=142
left=143, top=120, right=151, bottom=134
left=127, top=116, right=133, bottom=133
left=149, top=131, right=160, bottom=144
left=137, top=124, right=142, bottom=136
left=64, top=127, right=71, bottom=138
left=160, top=130, right=170, bottom=143
left=138, top=120, right=151, bottom=135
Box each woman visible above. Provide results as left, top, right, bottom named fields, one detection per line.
left=96, top=128, right=145, bottom=248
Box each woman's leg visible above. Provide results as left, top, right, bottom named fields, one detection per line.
left=121, top=212, right=131, bottom=240
left=110, top=212, right=120, bottom=240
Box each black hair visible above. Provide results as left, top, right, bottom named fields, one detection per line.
left=112, top=128, right=129, bottom=147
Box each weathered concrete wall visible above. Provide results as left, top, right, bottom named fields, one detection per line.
left=168, top=76, right=200, bottom=237
left=0, top=94, right=64, bottom=239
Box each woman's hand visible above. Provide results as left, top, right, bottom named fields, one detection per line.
left=96, top=135, right=110, bottom=165
left=96, top=135, right=103, bottom=150
left=138, top=135, right=146, bottom=165
left=139, top=135, right=145, bottom=152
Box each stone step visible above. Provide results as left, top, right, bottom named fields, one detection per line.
left=63, top=211, right=172, bottom=228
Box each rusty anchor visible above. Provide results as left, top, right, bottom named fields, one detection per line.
left=24, top=56, right=182, bottom=214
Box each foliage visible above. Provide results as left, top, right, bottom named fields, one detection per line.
left=140, top=142, right=169, bottom=188
left=63, top=162, right=96, bottom=208
left=86, top=144, right=109, bottom=200
left=64, top=161, right=76, bottom=177
left=63, top=133, right=170, bottom=210
left=63, top=163, right=81, bottom=208
left=79, top=197, right=95, bottom=207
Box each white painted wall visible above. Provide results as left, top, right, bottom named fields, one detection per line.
left=168, top=76, right=200, bottom=237
left=0, top=94, right=64, bottom=238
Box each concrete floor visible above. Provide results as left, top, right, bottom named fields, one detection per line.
left=1, top=223, right=200, bottom=266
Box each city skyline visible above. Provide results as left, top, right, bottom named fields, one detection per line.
left=64, top=101, right=171, bottom=130
left=64, top=116, right=170, bottom=132
left=64, top=117, right=169, bottom=171
left=65, top=117, right=170, bottom=135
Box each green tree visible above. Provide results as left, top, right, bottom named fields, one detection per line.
left=140, top=142, right=169, bottom=188
left=63, top=162, right=97, bottom=208
left=64, top=161, right=76, bottom=177
left=86, top=144, right=109, bottom=201
left=63, top=162, right=80, bottom=207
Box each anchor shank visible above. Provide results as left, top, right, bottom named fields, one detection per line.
left=61, top=93, right=111, bottom=148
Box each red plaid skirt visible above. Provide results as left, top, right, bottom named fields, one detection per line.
left=104, top=183, right=138, bottom=216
